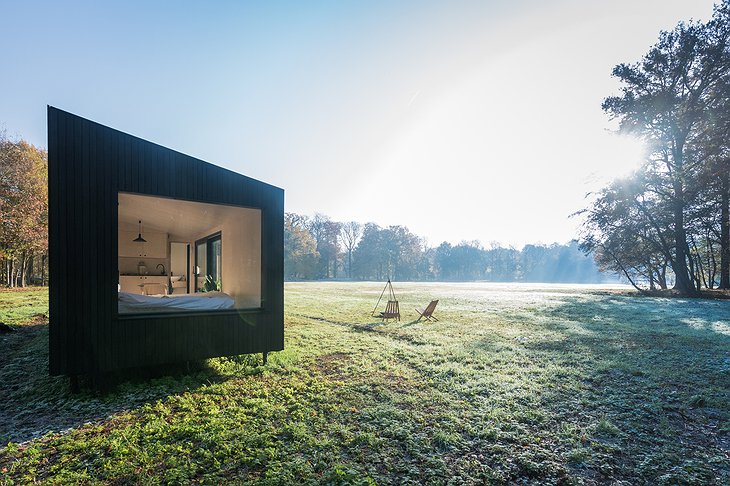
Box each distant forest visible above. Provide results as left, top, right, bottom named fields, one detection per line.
left=285, top=213, right=611, bottom=283
left=0, top=131, right=608, bottom=288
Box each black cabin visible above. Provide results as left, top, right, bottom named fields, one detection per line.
left=48, top=107, right=284, bottom=379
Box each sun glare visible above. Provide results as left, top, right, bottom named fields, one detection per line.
left=589, top=134, right=647, bottom=185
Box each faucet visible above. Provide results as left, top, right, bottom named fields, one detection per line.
left=156, top=263, right=166, bottom=275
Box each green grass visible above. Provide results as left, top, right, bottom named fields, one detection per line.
left=0, top=287, right=48, bottom=326
left=1, top=282, right=729, bottom=484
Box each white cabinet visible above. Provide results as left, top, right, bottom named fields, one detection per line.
left=119, top=276, right=169, bottom=295
left=170, top=280, right=188, bottom=295
left=119, top=230, right=167, bottom=258
left=119, top=276, right=144, bottom=294
left=118, top=231, right=139, bottom=258
left=144, top=232, right=167, bottom=258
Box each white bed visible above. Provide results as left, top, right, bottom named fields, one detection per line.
left=118, top=291, right=236, bottom=314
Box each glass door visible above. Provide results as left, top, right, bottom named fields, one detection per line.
left=195, top=232, right=222, bottom=292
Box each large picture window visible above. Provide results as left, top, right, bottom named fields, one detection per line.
left=117, top=193, right=262, bottom=314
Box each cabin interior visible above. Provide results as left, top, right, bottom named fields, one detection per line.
left=117, top=192, right=261, bottom=313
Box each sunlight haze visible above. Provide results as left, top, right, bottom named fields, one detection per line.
left=0, top=0, right=718, bottom=247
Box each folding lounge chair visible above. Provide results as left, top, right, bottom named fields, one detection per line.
left=415, top=300, right=439, bottom=322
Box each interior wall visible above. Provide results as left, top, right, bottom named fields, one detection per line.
left=222, top=210, right=262, bottom=308
left=190, top=208, right=262, bottom=308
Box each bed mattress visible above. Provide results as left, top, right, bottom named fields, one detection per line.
left=118, top=291, right=236, bottom=313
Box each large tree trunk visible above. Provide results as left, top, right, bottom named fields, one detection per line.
left=721, top=169, right=730, bottom=289
left=659, top=262, right=668, bottom=289
left=672, top=182, right=695, bottom=294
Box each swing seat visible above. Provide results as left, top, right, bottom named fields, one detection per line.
left=380, top=300, right=400, bottom=321
left=372, top=279, right=400, bottom=321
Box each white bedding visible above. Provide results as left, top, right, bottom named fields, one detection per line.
left=118, top=291, right=236, bottom=313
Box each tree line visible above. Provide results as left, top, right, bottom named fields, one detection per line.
left=0, top=132, right=48, bottom=287
left=285, top=212, right=608, bottom=282
left=0, top=130, right=606, bottom=287
left=577, top=1, right=730, bottom=295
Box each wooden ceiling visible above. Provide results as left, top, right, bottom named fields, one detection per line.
left=118, top=193, right=259, bottom=239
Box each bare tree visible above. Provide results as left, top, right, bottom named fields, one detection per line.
left=306, top=213, right=341, bottom=278
left=339, top=221, right=362, bottom=278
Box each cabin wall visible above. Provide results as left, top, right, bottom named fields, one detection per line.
left=48, top=107, right=284, bottom=376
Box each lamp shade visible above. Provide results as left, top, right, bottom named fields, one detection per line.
left=133, top=220, right=146, bottom=243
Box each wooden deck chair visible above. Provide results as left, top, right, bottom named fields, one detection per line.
left=380, top=300, right=400, bottom=321
left=415, top=300, right=439, bottom=322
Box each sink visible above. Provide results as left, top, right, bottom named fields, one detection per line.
left=170, top=276, right=182, bottom=282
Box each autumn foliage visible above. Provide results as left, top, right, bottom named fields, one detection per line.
left=0, top=133, right=48, bottom=287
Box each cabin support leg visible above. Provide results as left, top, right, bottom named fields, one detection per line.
left=262, top=351, right=268, bottom=365
left=69, top=375, right=80, bottom=394
left=91, top=372, right=109, bottom=393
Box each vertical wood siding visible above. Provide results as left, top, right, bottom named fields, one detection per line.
left=48, top=107, right=284, bottom=375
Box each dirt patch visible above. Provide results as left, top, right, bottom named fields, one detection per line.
left=316, top=352, right=351, bottom=380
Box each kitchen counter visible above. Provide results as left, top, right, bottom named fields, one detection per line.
left=119, top=275, right=169, bottom=295
left=120, top=273, right=168, bottom=277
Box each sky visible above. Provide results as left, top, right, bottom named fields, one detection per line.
left=0, top=0, right=719, bottom=248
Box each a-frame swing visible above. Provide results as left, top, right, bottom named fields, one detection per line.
left=371, top=279, right=400, bottom=321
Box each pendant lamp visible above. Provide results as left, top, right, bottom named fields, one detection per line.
left=133, top=220, right=147, bottom=243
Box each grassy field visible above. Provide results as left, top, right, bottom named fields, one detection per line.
left=1, top=282, right=729, bottom=484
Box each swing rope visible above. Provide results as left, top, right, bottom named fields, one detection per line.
left=371, top=279, right=397, bottom=317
